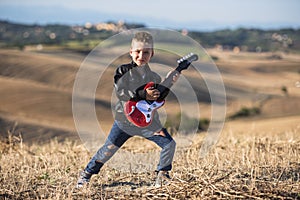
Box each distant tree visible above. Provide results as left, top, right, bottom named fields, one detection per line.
left=281, top=86, right=288, bottom=96
left=1, top=20, right=300, bottom=52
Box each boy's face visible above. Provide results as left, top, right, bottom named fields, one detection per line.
left=130, top=41, right=154, bottom=67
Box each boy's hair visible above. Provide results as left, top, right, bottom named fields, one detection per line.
left=131, top=31, right=153, bottom=48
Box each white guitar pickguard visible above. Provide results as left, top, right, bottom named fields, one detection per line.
left=136, top=100, right=165, bottom=123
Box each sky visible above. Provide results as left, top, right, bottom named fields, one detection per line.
left=0, top=0, right=300, bottom=31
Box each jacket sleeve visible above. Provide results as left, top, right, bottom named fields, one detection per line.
left=114, top=66, right=147, bottom=101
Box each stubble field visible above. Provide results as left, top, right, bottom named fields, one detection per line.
left=1, top=121, right=299, bottom=199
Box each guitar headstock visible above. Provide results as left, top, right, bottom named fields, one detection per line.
left=176, top=53, right=198, bottom=73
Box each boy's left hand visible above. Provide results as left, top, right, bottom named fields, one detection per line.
left=172, top=73, right=180, bottom=83
left=166, top=71, right=180, bottom=83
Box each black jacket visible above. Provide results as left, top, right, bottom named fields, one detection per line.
left=114, top=62, right=161, bottom=102
left=113, top=61, right=166, bottom=127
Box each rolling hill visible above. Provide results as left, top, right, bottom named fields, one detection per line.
left=0, top=48, right=299, bottom=143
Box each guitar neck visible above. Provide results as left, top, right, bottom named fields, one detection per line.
left=155, top=53, right=198, bottom=101
left=155, top=69, right=180, bottom=101
left=160, top=70, right=180, bottom=89
left=158, top=64, right=185, bottom=88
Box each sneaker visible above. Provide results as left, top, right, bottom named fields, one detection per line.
left=154, top=171, right=171, bottom=187
left=76, top=170, right=92, bottom=188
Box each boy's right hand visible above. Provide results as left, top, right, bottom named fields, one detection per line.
left=146, top=87, right=160, bottom=100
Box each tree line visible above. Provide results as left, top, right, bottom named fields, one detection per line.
left=0, top=20, right=299, bottom=52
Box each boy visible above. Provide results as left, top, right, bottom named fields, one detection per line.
left=77, top=31, right=179, bottom=188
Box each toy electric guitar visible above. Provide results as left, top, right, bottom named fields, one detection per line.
left=124, top=53, right=198, bottom=127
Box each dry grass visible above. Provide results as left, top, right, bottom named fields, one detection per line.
left=1, top=126, right=299, bottom=200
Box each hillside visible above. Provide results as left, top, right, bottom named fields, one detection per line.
left=0, top=48, right=299, bottom=143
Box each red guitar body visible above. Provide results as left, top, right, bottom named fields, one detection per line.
left=124, top=99, right=165, bottom=127
left=124, top=82, right=164, bottom=127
